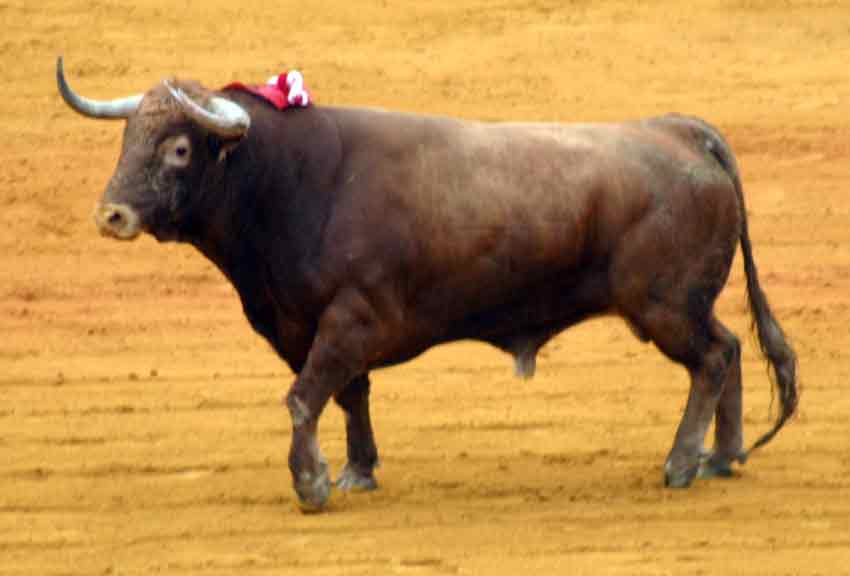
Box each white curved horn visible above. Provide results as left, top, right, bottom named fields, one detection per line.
left=56, top=56, right=142, bottom=119
left=164, top=81, right=250, bottom=138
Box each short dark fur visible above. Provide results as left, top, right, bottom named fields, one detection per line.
left=77, top=76, right=798, bottom=509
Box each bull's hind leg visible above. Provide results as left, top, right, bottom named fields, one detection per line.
left=665, top=316, right=742, bottom=487
left=627, top=303, right=739, bottom=487
left=699, top=320, right=746, bottom=478
left=333, top=374, right=379, bottom=491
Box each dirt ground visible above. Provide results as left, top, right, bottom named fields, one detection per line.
left=2, top=0, right=850, bottom=574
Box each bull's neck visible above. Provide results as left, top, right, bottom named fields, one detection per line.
left=182, top=102, right=343, bottom=288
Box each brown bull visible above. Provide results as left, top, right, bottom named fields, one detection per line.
left=56, top=57, right=797, bottom=511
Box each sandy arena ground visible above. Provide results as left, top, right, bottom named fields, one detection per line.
left=2, top=0, right=850, bottom=574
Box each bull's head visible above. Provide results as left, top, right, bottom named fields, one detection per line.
left=56, top=57, right=251, bottom=241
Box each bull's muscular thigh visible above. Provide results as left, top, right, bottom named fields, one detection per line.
left=609, top=205, right=735, bottom=364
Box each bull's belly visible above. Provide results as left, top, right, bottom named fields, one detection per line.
left=375, top=267, right=612, bottom=371
left=452, top=266, right=610, bottom=343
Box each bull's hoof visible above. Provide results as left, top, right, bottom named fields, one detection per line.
left=664, top=460, right=699, bottom=488
left=698, top=458, right=733, bottom=479
left=294, top=462, right=331, bottom=513
left=336, top=464, right=378, bottom=492
left=697, top=450, right=746, bottom=480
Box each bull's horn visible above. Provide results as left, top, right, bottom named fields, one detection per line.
left=164, top=81, right=250, bottom=139
left=56, top=56, right=142, bottom=119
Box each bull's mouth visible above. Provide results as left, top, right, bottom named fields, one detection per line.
left=93, top=202, right=143, bottom=240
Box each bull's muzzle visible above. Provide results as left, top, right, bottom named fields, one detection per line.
left=94, top=203, right=142, bottom=240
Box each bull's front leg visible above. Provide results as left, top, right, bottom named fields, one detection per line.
left=285, top=297, right=379, bottom=512
left=334, top=374, right=380, bottom=491
left=285, top=343, right=355, bottom=511
left=285, top=373, right=335, bottom=512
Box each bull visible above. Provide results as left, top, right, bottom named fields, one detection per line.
left=56, top=57, right=797, bottom=512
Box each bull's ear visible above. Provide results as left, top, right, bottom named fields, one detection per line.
left=208, top=134, right=242, bottom=164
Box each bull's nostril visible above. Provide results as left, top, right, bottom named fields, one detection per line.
left=107, top=211, right=125, bottom=226
left=95, top=203, right=140, bottom=240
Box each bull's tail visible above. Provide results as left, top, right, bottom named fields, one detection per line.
left=705, top=126, right=799, bottom=456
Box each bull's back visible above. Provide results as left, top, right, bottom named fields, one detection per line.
left=328, top=109, right=738, bottom=349
left=381, top=115, right=714, bottom=283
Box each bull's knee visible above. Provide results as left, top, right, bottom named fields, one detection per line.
left=286, top=389, right=312, bottom=429
left=702, top=335, right=739, bottom=395
left=701, top=355, right=727, bottom=397
left=333, top=375, right=370, bottom=412
left=723, top=335, right=741, bottom=367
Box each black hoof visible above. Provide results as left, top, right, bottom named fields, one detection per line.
left=664, top=460, right=699, bottom=488
left=697, top=450, right=745, bottom=479
left=335, top=464, right=378, bottom=492
left=294, top=462, right=331, bottom=513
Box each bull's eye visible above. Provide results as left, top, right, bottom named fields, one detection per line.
left=163, top=135, right=192, bottom=168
